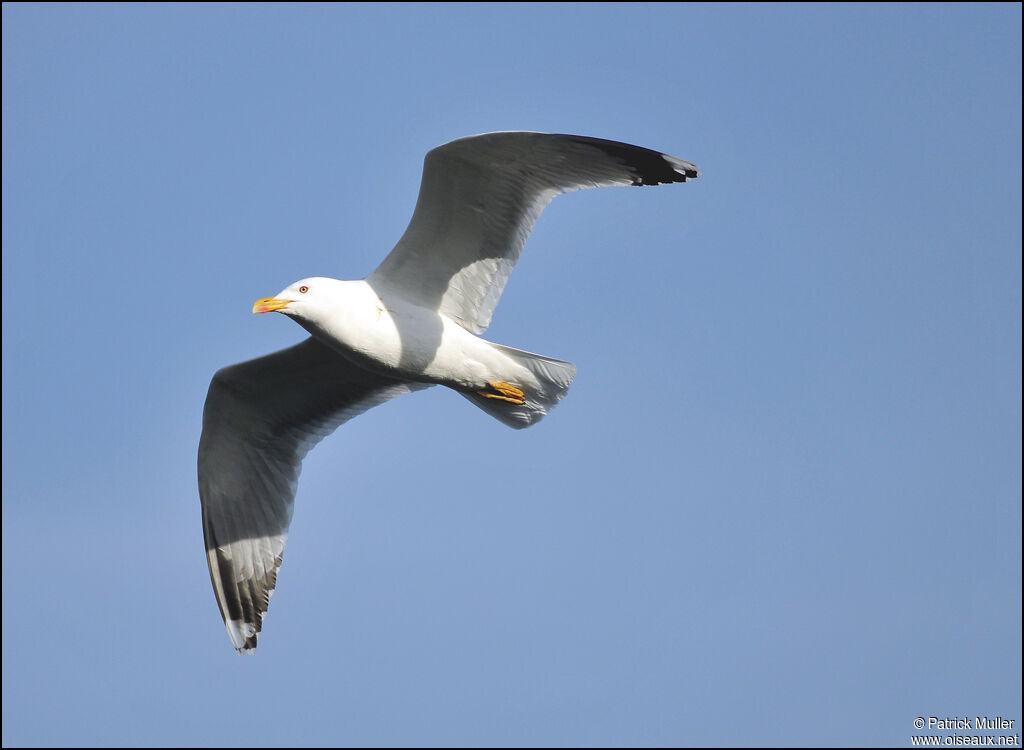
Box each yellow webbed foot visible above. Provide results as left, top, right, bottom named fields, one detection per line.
left=478, top=381, right=526, bottom=405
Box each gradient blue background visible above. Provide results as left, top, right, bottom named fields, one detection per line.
left=3, top=3, right=1021, bottom=747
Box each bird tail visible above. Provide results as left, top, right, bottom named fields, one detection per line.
left=461, top=343, right=577, bottom=429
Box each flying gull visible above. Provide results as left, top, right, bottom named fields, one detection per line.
left=199, top=132, right=700, bottom=653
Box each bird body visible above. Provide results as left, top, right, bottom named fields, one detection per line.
left=256, top=277, right=535, bottom=394
left=200, top=132, right=700, bottom=652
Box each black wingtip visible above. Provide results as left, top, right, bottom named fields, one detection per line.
left=561, top=134, right=700, bottom=186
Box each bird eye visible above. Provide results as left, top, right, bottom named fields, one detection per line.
left=298, top=286, right=309, bottom=294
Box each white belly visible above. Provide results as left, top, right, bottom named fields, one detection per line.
left=315, top=281, right=535, bottom=392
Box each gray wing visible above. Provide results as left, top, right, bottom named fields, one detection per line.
left=198, top=337, right=429, bottom=653
left=366, top=132, right=699, bottom=334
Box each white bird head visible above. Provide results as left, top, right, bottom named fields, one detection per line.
left=252, top=277, right=342, bottom=319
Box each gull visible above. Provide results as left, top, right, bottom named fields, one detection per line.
left=199, top=132, right=700, bottom=653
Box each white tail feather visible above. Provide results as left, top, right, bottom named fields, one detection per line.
left=462, top=343, right=577, bottom=429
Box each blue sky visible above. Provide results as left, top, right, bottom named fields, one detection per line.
left=2, top=3, right=1020, bottom=747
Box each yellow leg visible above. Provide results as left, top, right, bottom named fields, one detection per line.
left=477, top=381, right=526, bottom=405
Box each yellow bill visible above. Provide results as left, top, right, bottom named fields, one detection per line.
left=252, top=297, right=292, bottom=314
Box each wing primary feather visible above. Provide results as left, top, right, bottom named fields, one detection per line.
left=558, top=134, right=700, bottom=185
